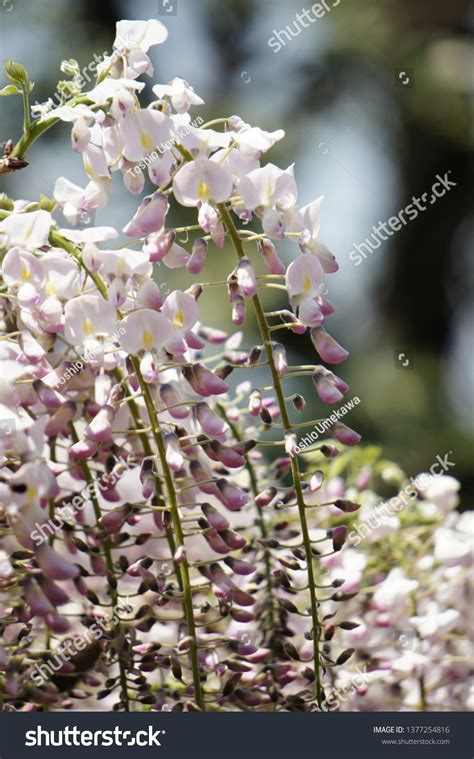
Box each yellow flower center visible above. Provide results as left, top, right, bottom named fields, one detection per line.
left=173, top=309, right=184, bottom=328
left=26, top=484, right=37, bottom=505
left=116, top=258, right=126, bottom=276
left=82, top=317, right=94, bottom=336
left=197, top=180, right=210, bottom=201
left=140, top=132, right=155, bottom=152
left=142, top=329, right=154, bottom=351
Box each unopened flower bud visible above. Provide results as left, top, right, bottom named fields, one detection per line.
left=279, top=310, right=306, bottom=335
left=331, top=525, right=348, bottom=552
left=248, top=345, right=263, bottom=365
left=174, top=545, right=187, bottom=564
left=257, top=238, right=286, bottom=275
left=260, top=406, right=272, bottom=425
left=249, top=389, right=262, bottom=416
left=186, top=238, right=208, bottom=274
left=335, top=648, right=355, bottom=665
left=185, top=283, right=203, bottom=300
left=329, top=423, right=361, bottom=446
left=255, top=487, right=277, bottom=507
left=235, top=257, right=257, bottom=297
left=285, top=432, right=298, bottom=457
left=144, top=228, right=175, bottom=262
left=320, top=444, right=340, bottom=458
left=291, top=393, right=306, bottom=412
left=273, top=343, right=287, bottom=376
left=333, top=499, right=360, bottom=513
left=311, top=327, right=349, bottom=365
left=231, top=295, right=245, bottom=325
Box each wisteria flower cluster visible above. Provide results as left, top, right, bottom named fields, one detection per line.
left=0, top=19, right=468, bottom=713
left=298, top=448, right=472, bottom=711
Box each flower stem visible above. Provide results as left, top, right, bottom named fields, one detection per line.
left=131, top=357, right=205, bottom=710
left=217, top=202, right=324, bottom=707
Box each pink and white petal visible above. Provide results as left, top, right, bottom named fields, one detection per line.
left=114, top=19, right=168, bottom=53
left=173, top=159, right=232, bottom=207
left=286, top=254, right=324, bottom=300
left=162, top=291, right=199, bottom=330
left=64, top=294, right=117, bottom=343
left=162, top=242, right=190, bottom=268
left=119, top=109, right=174, bottom=162
left=1, top=210, right=52, bottom=249
left=120, top=308, right=172, bottom=353
left=123, top=193, right=169, bottom=237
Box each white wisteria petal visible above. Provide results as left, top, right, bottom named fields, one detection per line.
left=64, top=294, right=117, bottom=343
left=161, top=291, right=199, bottom=331
left=211, top=147, right=259, bottom=179
left=410, top=607, right=460, bottom=637
left=41, top=251, right=81, bottom=299
left=433, top=525, right=472, bottom=565
left=120, top=308, right=172, bottom=354
left=114, top=19, right=168, bottom=53
left=42, top=103, right=96, bottom=122
left=83, top=143, right=110, bottom=179
left=153, top=78, right=204, bottom=113
left=372, top=569, right=419, bottom=611
left=178, top=124, right=231, bottom=153
left=286, top=254, right=324, bottom=302
left=99, top=248, right=151, bottom=282
left=54, top=176, right=110, bottom=226
left=86, top=77, right=144, bottom=106
left=0, top=210, right=52, bottom=249
left=119, top=109, right=175, bottom=162
left=173, top=158, right=233, bottom=207
left=233, top=127, right=285, bottom=158
left=162, top=242, right=190, bottom=268
left=238, top=163, right=297, bottom=211
left=59, top=226, right=119, bottom=243
left=2, top=247, right=44, bottom=289
left=300, top=196, right=324, bottom=242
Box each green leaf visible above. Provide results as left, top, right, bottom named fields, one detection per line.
left=0, top=84, right=21, bottom=96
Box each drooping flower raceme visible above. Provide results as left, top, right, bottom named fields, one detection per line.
left=1, top=18, right=463, bottom=717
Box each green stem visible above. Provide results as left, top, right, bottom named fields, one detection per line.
left=69, top=423, right=130, bottom=710
left=217, top=203, right=323, bottom=707
left=21, top=85, right=30, bottom=136
left=11, top=96, right=92, bottom=160
left=11, top=116, right=59, bottom=159
left=131, top=357, right=205, bottom=710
